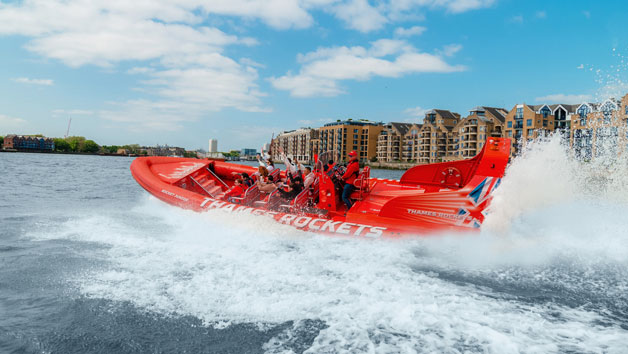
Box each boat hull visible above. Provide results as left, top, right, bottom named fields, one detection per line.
left=130, top=138, right=511, bottom=238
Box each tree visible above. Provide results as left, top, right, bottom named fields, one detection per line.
left=66, top=136, right=86, bottom=152
left=82, top=139, right=99, bottom=153
left=53, top=138, right=71, bottom=152
left=0, top=136, right=3, bottom=147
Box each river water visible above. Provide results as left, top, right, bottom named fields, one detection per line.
left=1, top=139, right=627, bottom=353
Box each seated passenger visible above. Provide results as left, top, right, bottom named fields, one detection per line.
left=257, top=166, right=277, bottom=193
left=223, top=178, right=246, bottom=202
left=240, top=172, right=253, bottom=188
left=278, top=175, right=303, bottom=201
left=303, top=167, right=315, bottom=191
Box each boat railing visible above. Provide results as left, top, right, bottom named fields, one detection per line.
left=231, top=183, right=260, bottom=206
left=206, top=166, right=229, bottom=189
left=354, top=166, right=371, bottom=201
left=286, top=178, right=319, bottom=213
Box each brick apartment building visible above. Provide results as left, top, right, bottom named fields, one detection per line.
left=416, top=109, right=461, bottom=164
left=376, top=122, right=413, bottom=162
left=453, top=106, right=507, bottom=159
left=270, top=128, right=319, bottom=164
left=2, top=135, right=55, bottom=151
left=571, top=94, right=628, bottom=159
left=503, top=103, right=578, bottom=154
left=316, top=120, right=383, bottom=162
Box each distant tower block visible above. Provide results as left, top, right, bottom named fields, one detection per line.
left=208, top=139, right=218, bottom=153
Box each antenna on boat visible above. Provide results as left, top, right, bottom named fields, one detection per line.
left=64, top=117, right=72, bottom=138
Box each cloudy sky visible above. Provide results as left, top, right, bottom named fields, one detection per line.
left=1, top=0, right=627, bottom=151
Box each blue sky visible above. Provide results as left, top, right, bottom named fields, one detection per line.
left=1, top=0, right=628, bottom=151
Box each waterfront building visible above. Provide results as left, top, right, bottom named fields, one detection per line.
left=270, top=128, right=319, bottom=164
left=240, top=148, right=257, bottom=158
left=400, top=124, right=422, bottom=162
left=317, top=120, right=384, bottom=162
left=453, top=106, right=507, bottom=159
left=208, top=139, right=218, bottom=153
left=503, top=103, right=578, bottom=155
left=570, top=95, right=628, bottom=159
left=416, top=109, right=461, bottom=164
left=2, top=135, right=54, bottom=151
left=376, top=123, right=413, bottom=162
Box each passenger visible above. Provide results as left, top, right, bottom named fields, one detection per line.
left=303, top=166, right=315, bottom=191
left=240, top=172, right=253, bottom=188
left=341, top=151, right=360, bottom=211
left=256, top=154, right=276, bottom=173
left=223, top=178, right=246, bottom=201
left=257, top=166, right=277, bottom=193
left=278, top=175, right=303, bottom=201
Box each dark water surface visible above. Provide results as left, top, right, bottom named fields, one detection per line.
left=1, top=152, right=627, bottom=353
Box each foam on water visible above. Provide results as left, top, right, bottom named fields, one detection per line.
left=26, top=137, right=628, bottom=353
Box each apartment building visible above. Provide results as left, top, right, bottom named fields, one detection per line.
left=416, top=109, right=461, bottom=164
left=400, top=124, right=422, bottom=162
left=317, top=120, right=384, bottom=162
left=376, top=122, right=413, bottom=162
left=453, top=106, right=507, bottom=159
left=270, top=128, right=319, bottom=164
left=503, top=103, right=578, bottom=154
left=571, top=95, right=628, bottom=159
left=2, top=135, right=55, bottom=151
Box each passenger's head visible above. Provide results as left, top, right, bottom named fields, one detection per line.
left=258, top=166, right=269, bottom=177
left=348, top=150, right=357, bottom=161
left=268, top=159, right=274, bottom=166
left=304, top=167, right=311, bottom=175
left=241, top=172, right=250, bottom=179
left=235, top=178, right=242, bottom=185
left=328, top=159, right=334, bottom=166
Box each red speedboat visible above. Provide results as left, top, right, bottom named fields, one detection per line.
left=130, top=138, right=510, bottom=238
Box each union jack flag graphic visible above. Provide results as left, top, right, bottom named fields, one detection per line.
left=457, top=177, right=501, bottom=228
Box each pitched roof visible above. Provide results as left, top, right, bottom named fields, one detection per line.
left=389, top=122, right=413, bottom=136
left=484, top=106, right=507, bottom=123
left=433, top=109, right=459, bottom=120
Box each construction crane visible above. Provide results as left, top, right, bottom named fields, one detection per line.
left=64, top=118, right=72, bottom=138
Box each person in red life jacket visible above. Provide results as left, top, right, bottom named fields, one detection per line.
left=341, top=150, right=360, bottom=211
left=223, top=178, right=246, bottom=202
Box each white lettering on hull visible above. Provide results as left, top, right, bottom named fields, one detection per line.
left=199, top=197, right=387, bottom=237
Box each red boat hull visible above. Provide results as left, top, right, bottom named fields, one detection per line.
left=130, top=138, right=511, bottom=238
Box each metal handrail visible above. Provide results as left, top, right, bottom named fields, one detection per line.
left=206, top=167, right=229, bottom=189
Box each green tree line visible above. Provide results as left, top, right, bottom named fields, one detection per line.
left=53, top=136, right=99, bottom=153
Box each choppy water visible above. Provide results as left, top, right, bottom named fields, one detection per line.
left=1, top=143, right=627, bottom=354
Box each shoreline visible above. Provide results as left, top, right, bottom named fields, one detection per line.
left=0, top=149, right=135, bottom=157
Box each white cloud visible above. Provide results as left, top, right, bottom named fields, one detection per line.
left=52, top=109, right=94, bottom=116
left=331, top=0, right=388, bottom=32
left=440, top=0, right=496, bottom=13
left=509, top=15, right=524, bottom=23
left=439, top=44, right=462, bottom=57
left=535, top=94, right=593, bottom=104
left=535, top=10, right=546, bottom=19
left=577, top=64, right=584, bottom=70
left=11, top=77, right=54, bottom=86
left=404, top=106, right=428, bottom=117
left=394, top=26, right=426, bottom=37
left=0, top=114, right=28, bottom=131
left=271, top=40, right=465, bottom=97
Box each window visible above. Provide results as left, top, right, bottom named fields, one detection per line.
left=540, top=106, right=551, bottom=118
left=577, top=105, right=591, bottom=119
left=515, top=107, right=524, bottom=119
left=527, top=119, right=532, bottom=126
left=528, top=129, right=534, bottom=135
left=353, top=129, right=358, bottom=133
left=507, top=131, right=512, bottom=137
left=508, top=121, right=512, bottom=128
left=625, top=105, right=628, bottom=115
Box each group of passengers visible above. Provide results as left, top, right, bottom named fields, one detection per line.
left=221, top=149, right=315, bottom=204
left=221, top=148, right=359, bottom=211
